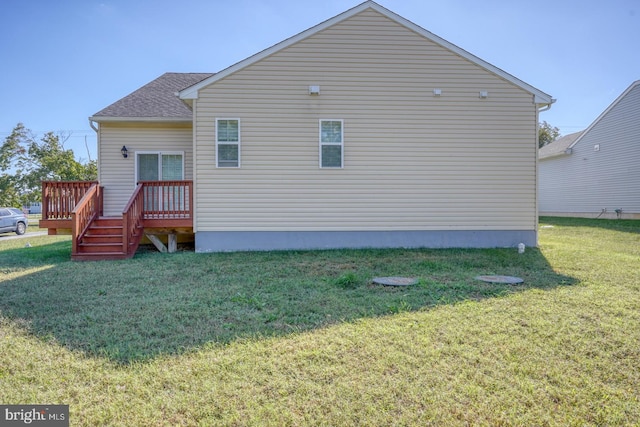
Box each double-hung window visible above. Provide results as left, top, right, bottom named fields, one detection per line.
left=320, top=119, right=343, bottom=168
left=216, top=118, right=240, bottom=168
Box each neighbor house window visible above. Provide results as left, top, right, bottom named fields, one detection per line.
left=320, top=119, right=343, bottom=168
left=216, top=118, right=240, bottom=167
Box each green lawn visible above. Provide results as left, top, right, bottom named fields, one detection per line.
left=1, top=217, right=638, bottom=425
left=27, top=213, right=45, bottom=232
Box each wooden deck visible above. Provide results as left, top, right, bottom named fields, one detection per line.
left=40, top=180, right=193, bottom=260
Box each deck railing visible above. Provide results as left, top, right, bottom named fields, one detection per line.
left=71, top=183, right=102, bottom=254
left=42, top=181, right=99, bottom=220
left=122, top=183, right=145, bottom=255
left=42, top=179, right=192, bottom=235
left=40, top=180, right=193, bottom=259
left=139, top=180, right=193, bottom=220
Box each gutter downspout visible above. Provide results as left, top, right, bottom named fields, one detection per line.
left=538, top=98, right=556, bottom=112
left=89, top=119, right=100, bottom=185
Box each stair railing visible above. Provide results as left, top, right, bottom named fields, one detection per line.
left=122, top=183, right=144, bottom=255
left=71, top=183, right=103, bottom=255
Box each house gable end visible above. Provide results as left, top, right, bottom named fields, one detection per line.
left=190, top=3, right=544, bottom=236
left=178, top=1, right=552, bottom=105
left=540, top=81, right=640, bottom=161
left=566, top=80, right=640, bottom=153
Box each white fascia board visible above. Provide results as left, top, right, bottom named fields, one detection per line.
left=88, top=116, right=192, bottom=123
left=179, top=0, right=553, bottom=104
left=539, top=151, right=570, bottom=161
left=535, top=95, right=555, bottom=105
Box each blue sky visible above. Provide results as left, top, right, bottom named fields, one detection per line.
left=1, top=0, right=638, bottom=161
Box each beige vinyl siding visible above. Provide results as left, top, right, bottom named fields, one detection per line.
left=194, top=9, right=538, bottom=232
left=98, top=122, right=193, bottom=216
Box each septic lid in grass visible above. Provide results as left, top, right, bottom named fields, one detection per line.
left=372, top=277, right=418, bottom=286
left=474, top=275, right=524, bottom=284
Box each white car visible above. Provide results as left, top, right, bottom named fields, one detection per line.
left=0, top=207, right=29, bottom=235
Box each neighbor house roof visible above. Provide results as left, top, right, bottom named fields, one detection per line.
left=90, top=72, right=213, bottom=122
left=178, top=0, right=553, bottom=106
left=539, top=131, right=584, bottom=160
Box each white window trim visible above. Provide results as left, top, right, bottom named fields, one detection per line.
left=134, top=151, right=185, bottom=187
left=216, top=118, right=241, bottom=168
left=319, top=119, right=344, bottom=169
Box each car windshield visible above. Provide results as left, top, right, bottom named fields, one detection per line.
left=8, top=208, right=24, bottom=215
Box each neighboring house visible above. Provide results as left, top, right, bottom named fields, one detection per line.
left=23, top=202, right=42, bottom=214
left=539, top=80, right=640, bottom=219
left=40, top=0, right=553, bottom=260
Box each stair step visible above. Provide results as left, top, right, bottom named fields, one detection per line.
left=78, top=243, right=125, bottom=253
left=72, top=215, right=142, bottom=261
left=85, top=226, right=123, bottom=234
left=92, top=217, right=122, bottom=228
left=81, top=235, right=123, bottom=244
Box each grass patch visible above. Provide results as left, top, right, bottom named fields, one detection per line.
left=332, top=271, right=361, bottom=288
left=1, top=240, right=568, bottom=363
left=1, top=217, right=639, bottom=425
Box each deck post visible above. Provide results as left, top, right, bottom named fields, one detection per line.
left=168, top=233, right=177, bottom=253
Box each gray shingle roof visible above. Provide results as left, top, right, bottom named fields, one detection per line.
left=91, top=72, right=214, bottom=120
left=539, top=130, right=584, bottom=160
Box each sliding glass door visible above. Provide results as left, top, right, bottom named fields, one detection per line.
left=136, top=152, right=184, bottom=212
left=137, top=153, right=183, bottom=181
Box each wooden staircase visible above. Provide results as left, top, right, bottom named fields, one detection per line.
left=41, top=180, right=193, bottom=261
left=72, top=217, right=140, bottom=261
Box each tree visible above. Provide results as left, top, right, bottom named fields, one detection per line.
left=0, top=123, right=97, bottom=207
left=538, top=121, right=561, bottom=148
